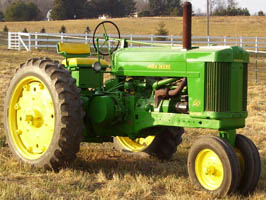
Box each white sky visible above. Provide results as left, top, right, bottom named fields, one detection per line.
left=188, top=0, right=265, bottom=14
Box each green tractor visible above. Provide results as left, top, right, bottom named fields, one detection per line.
left=3, top=2, right=260, bottom=197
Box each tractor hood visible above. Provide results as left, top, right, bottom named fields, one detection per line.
left=111, top=46, right=249, bottom=77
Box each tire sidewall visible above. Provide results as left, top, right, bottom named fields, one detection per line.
left=188, top=138, right=233, bottom=196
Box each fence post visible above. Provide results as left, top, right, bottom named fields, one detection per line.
left=224, top=36, right=226, bottom=46
left=35, top=32, right=38, bottom=49
left=61, top=33, right=64, bottom=42
left=85, top=32, right=88, bottom=44
left=207, top=36, right=210, bottom=46
left=255, top=37, right=258, bottom=52
left=28, top=33, right=31, bottom=51
left=255, top=37, right=258, bottom=83
left=240, top=36, right=243, bottom=48
left=151, top=35, right=154, bottom=45
left=130, top=34, right=133, bottom=47
left=171, top=35, right=173, bottom=46
left=8, top=32, right=11, bottom=49
left=18, top=34, right=21, bottom=51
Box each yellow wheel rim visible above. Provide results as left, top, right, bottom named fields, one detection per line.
left=195, top=149, right=224, bottom=191
left=8, top=76, right=55, bottom=160
left=116, top=136, right=155, bottom=151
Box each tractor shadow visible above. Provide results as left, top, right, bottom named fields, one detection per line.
left=70, top=143, right=266, bottom=195
left=70, top=144, right=189, bottom=180
left=256, top=156, right=266, bottom=193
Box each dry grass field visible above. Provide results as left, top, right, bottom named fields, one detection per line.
left=1, top=16, right=266, bottom=36
left=0, top=46, right=265, bottom=199
left=0, top=16, right=266, bottom=199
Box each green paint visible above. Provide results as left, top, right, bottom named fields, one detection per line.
left=57, top=42, right=249, bottom=147
left=219, top=130, right=236, bottom=146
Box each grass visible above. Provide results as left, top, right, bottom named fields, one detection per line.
left=1, top=16, right=266, bottom=37
left=0, top=44, right=266, bottom=199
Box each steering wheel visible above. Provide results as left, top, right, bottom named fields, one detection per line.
left=92, top=21, right=121, bottom=56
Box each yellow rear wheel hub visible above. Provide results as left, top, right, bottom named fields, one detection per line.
left=195, top=149, right=224, bottom=191
left=116, top=136, right=155, bottom=151
left=8, top=76, right=55, bottom=160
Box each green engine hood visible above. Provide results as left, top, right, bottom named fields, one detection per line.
left=111, top=46, right=249, bottom=77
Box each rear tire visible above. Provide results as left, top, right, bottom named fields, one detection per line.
left=113, top=126, right=184, bottom=160
left=4, top=58, right=84, bottom=171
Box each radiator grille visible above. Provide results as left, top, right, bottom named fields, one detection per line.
left=205, top=63, right=230, bottom=112
left=242, top=63, right=248, bottom=111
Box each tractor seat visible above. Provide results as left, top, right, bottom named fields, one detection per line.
left=57, top=42, right=109, bottom=68
left=62, top=57, right=109, bottom=67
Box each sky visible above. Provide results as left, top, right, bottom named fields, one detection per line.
left=188, top=0, right=266, bottom=15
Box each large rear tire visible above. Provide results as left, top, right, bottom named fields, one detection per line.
left=113, top=127, right=184, bottom=160
left=4, top=58, right=84, bottom=171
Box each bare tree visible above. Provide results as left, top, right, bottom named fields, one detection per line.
left=209, top=0, right=227, bottom=15
left=36, top=0, right=54, bottom=17
left=227, top=0, right=238, bottom=8
left=136, top=0, right=149, bottom=12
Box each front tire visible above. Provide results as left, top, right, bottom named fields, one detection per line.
left=234, top=134, right=261, bottom=195
left=187, top=136, right=241, bottom=197
left=4, top=58, right=84, bottom=170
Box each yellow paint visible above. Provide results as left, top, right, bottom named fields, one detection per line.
left=116, top=136, right=155, bottom=151
left=192, top=99, right=201, bottom=107
left=8, top=76, right=55, bottom=160
left=147, top=64, right=171, bottom=70
left=57, top=42, right=90, bottom=55
left=195, top=149, right=224, bottom=191
left=62, top=58, right=109, bottom=66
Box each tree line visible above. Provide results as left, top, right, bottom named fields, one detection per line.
left=0, top=0, right=183, bottom=21
left=207, top=0, right=250, bottom=16
left=51, top=0, right=137, bottom=20
left=0, top=0, right=264, bottom=22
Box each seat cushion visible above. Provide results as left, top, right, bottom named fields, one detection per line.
left=62, top=58, right=109, bottom=67
left=57, top=42, right=90, bottom=57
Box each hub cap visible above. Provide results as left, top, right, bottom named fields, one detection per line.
left=195, top=149, right=224, bottom=190
left=8, top=76, right=55, bottom=160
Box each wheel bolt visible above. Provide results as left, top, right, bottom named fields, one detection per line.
left=14, top=103, right=21, bottom=110
left=25, top=115, right=33, bottom=123
left=41, top=146, right=46, bottom=152
left=39, top=83, right=44, bottom=90
left=16, top=129, right=22, bottom=135
left=28, top=146, right=33, bottom=153
left=206, top=165, right=216, bottom=175
left=23, top=85, right=30, bottom=91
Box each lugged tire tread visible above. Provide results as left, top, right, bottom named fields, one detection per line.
left=4, top=58, right=84, bottom=171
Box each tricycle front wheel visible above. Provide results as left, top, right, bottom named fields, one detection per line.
left=188, top=136, right=241, bottom=197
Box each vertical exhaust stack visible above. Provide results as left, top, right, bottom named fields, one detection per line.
left=183, top=2, right=192, bottom=50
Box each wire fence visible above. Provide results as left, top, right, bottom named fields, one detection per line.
left=4, top=32, right=266, bottom=83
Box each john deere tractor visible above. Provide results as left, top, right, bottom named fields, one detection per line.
left=3, top=2, right=260, bottom=197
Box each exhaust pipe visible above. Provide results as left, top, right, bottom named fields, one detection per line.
left=183, top=2, right=192, bottom=50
